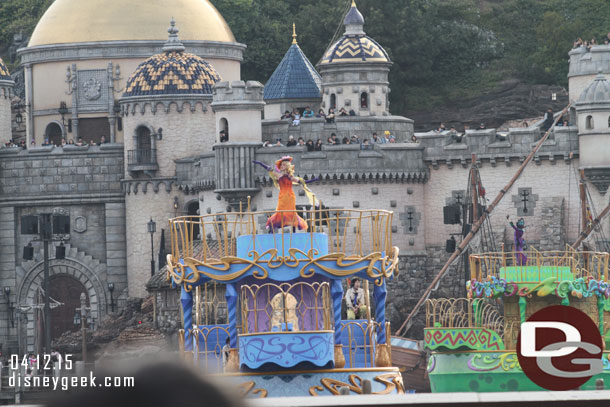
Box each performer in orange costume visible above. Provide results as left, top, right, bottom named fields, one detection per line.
left=253, top=156, right=319, bottom=232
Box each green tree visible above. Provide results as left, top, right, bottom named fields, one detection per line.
left=0, top=0, right=53, bottom=55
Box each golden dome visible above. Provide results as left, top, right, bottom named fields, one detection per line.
left=28, top=0, right=235, bottom=47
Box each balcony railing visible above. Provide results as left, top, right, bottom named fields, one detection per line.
left=469, top=245, right=609, bottom=282
left=425, top=298, right=517, bottom=350
left=127, top=148, right=158, bottom=172
left=168, top=209, right=395, bottom=264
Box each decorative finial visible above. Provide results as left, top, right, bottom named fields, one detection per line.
left=292, top=23, right=297, bottom=45
left=352, top=0, right=357, bottom=7
left=163, top=18, right=186, bottom=53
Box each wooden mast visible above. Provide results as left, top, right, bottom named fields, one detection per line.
left=572, top=203, right=610, bottom=248
left=579, top=169, right=587, bottom=236
left=395, top=104, right=571, bottom=337
left=470, top=154, right=479, bottom=224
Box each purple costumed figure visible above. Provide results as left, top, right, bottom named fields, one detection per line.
left=507, top=216, right=527, bottom=266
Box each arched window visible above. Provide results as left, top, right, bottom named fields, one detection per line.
left=330, top=94, right=336, bottom=110
left=586, top=115, right=594, bottom=130
left=135, top=125, right=152, bottom=164
left=360, top=92, right=369, bottom=109
left=219, top=118, right=229, bottom=142
left=45, top=122, right=63, bottom=146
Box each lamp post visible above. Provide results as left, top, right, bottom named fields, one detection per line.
left=108, top=282, right=115, bottom=313
left=74, top=293, right=90, bottom=362
left=58, top=102, right=69, bottom=127
left=21, top=213, right=70, bottom=353
left=147, top=218, right=156, bottom=277
left=41, top=213, right=52, bottom=354
left=4, top=287, right=13, bottom=328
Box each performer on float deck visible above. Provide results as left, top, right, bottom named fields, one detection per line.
left=253, top=156, right=319, bottom=232
left=507, top=215, right=527, bottom=266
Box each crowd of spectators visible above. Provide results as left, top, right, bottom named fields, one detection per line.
left=573, top=32, right=610, bottom=50
left=3, top=136, right=109, bottom=149
left=262, top=130, right=402, bottom=150
left=280, top=106, right=358, bottom=126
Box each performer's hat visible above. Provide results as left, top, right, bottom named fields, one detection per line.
left=275, top=155, right=293, bottom=170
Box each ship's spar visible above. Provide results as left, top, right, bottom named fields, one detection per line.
left=395, top=104, right=572, bottom=337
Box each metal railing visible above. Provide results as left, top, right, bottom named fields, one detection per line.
left=168, top=209, right=394, bottom=264
left=339, top=320, right=379, bottom=368
left=469, top=245, right=609, bottom=282
left=425, top=298, right=518, bottom=349
left=240, top=282, right=331, bottom=333
left=127, top=148, right=157, bottom=166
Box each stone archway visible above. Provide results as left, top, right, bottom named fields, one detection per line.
left=45, top=122, right=64, bottom=146
left=17, top=257, right=107, bottom=352
left=49, top=274, right=88, bottom=340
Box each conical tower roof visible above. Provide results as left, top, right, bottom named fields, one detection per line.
left=264, top=24, right=322, bottom=101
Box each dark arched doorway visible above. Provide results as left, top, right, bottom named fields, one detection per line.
left=45, top=122, right=63, bottom=146
left=49, top=275, right=88, bottom=340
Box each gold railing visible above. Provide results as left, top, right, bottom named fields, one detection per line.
left=190, top=325, right=231, bottom=372
left=168, top=209, right=394, bottom=264
left=425, top=298, right=508, bottom=337
left=469, top=246, right=609, bottom=282
left=194, top=282, right=228, bottom=326
left=240, top=282, right=331, bottom=333
left=339, top=320, right=380, bottom=368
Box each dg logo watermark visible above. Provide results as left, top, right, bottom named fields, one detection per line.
left=516, top=305, right=603, bottom=391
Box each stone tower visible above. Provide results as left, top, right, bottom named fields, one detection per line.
left=120, top=20, right=221, bottom=297
left=576, top=73, right=610, bottom=194
left=212, top=80, right=264, bottom=143
left=0, top=58, right=15, bottom=144
left=317, top=1, right=392, bottom=116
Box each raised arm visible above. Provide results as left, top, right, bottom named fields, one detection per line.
left=291, top=176, right=319, bottom=185
left=252, top=160, right=272, bottom=172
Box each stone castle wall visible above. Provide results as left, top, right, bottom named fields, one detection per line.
left=121, top=99, right=216, bottom=178
left=123, top=180, right=181, bottom=298
left=262, top=115, right=414, bottom=144
left=0, top=144, right=127, bottom=352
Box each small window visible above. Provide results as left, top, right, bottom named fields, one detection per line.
left=586, top=115, right=594, bottom=130
left=608, top=116, right=610, bottom=128
left=330, top=94, right=336, bottom=110
left=360, top=92, right=369, bottom=109
left=219, top=118, right=229, bottom=142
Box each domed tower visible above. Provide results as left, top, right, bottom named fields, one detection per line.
left=263, top=24, right=322, bottom=119
left=120, top=20, right=221, bottom=297
left=317, top=1, right=392, bottom=116
left=0, top=58, right=15, bottom=145
left=575, top=73, right=610, bottom=169
left=121, top=20, right=221, bottom=177
left=18, top=0, right=244, bottom=146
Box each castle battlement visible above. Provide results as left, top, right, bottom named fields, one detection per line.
left=0, top=143, right=124, bottom=202
left=568, top=44, right=610, bottom=101
left=415, top=125, right=578, bottom=168
left=212, top=80, right=265, bottom=107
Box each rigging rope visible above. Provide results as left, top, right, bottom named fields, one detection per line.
left=317, top=0, right=353, bottom=66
